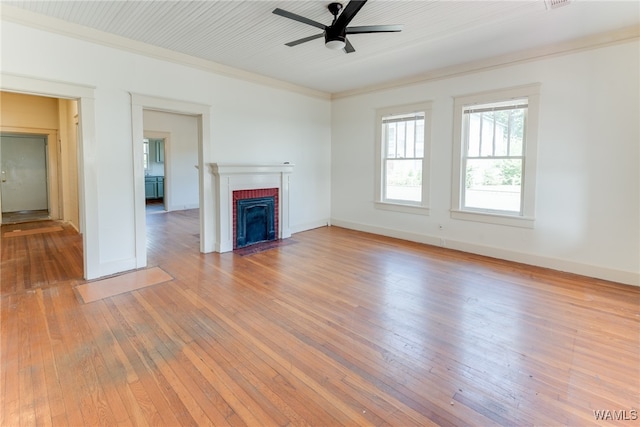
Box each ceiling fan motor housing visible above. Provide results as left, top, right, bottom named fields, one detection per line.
left=325, top=25, right=346, bottom=45
left=325, top=2, right=346, bottom=48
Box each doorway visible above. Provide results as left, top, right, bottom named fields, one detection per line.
left=0, top=76, right=96, bottom=278
left=143, top=135, right=168, bottom=214
left=1, top=133, right=49, bottom=223
left=131, top=93, right=213, bottom=270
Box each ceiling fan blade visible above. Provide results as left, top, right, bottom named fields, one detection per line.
left=344, top=37, right=356, bottom=54
left=273, top=8, right=326, bottom=30
left=285, top=33, right=324, bottom=47
left=334, top=0, right=368, bottom=30
left=346, top=24, right=403, bottom=34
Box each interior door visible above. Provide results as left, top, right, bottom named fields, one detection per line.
left=0, top=134, right=49, bottom=213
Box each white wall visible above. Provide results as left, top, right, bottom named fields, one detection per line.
left=1, top=20, right=331, bottom=278
left=331, top=41, right=640, bottom=286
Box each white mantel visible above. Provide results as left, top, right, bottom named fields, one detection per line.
left=210, top=163, right=294, bottom=252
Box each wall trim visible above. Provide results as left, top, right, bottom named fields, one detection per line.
left=167, top=203, right=199, bottom=212
left=1, top=5, right=330, bottom=101
left=291, top=219, right=330, bottom=235
left=330, top=218, right=639, bottom=287
left=332, top=25, right=640, bottom=99
left=4, top=4, right=636, bottom=101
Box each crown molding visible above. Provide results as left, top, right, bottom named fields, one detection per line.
left=331, top=24, right=640, bottom=100
left=2, top=4, right=637, bottom=102
left=0, top=4, right=331, bottom=101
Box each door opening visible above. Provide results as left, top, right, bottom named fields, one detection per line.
left=143, top=136, right=167, bottom=214
left=0, top=133, right=49, bottom=223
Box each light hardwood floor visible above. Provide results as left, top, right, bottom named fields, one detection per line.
left=1, top=209, right=638, bottom=426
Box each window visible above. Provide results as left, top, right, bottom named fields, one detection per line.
left=375, top=102, right=432, bottom=214
left=143, top=138, right=150, bottom=171
left=452, top=84, right=540, bottom=227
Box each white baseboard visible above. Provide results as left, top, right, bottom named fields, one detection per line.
left=330, top=218, right=639, bottom=287
left=168, top=203, right=199, bottom=211
left=291, top=219, right=330, bottom=235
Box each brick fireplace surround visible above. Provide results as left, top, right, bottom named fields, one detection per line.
left=210, top=163, right=293, bottom=253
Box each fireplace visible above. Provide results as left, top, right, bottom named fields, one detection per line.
left=233, top=188, right=278, bottom=249
left=210, top=163, right=294, bottom=253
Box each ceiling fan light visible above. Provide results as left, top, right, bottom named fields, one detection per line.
left=325, top=39, right=346, bottom=50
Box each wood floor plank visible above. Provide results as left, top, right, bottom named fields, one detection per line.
left=92, top=300, right=155, bottom=427
left=26, top=290, right=53, bottom=427
left=35, top=289, right=69, bottom=426
left=41, top=287, right=95, bottom=426
left=146, top=283, right=324, bottom=426
left=17, top=289, right=37, bottom=427
left=2, top=209, right=638, bottom=426
left=110, top=294, right=202, bottom=427
left=102, top=298, right=184, bottom=426
left=131, top=291, right=238, bottom=426
left=55, top=287, right=123, bottom=426
left=1, top=293, right=21, bottom=426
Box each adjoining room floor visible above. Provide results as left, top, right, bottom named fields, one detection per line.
left=1, top=219, right=83, bottom=295
left=146, top=198, right=165, bottom=214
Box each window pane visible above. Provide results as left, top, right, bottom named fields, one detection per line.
left=480, top=112, right=494, bottom=157
left=467, top=114, right=480, bottom=157
left=406, top=121, right=415, bottom=158
left=494, top=110, right=509, bottom=156
left=143, top=140, right=150, bottom=170
left=382, top=123, right=396, bottom=158
left=415, top=120, right=425, bottom=157
left=464, top=158, right=521, bottom=212
left=509, top=108, right=526, bottom=156
left=397, top=122, right=406, bottom=158
left=385, top=159, right=422, bottom=202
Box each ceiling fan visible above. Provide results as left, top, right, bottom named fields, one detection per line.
left=272, top=0, right=403, bottom=54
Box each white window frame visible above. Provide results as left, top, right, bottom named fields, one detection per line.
left=143, top=138, right=150, bottom=171
left=375, top=101, right=432, bottom=215
left=451, top=84, right=540, bottom=228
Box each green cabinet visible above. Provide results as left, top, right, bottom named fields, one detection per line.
left=157, top=178, right=164, bottom=198
left=145, top=176, right=164, bottom=199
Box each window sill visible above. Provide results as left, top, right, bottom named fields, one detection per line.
left=375, top=202, right=430, bottom=216
left=450, top=209, right=534, bottom=228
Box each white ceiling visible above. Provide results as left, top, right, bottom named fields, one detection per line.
left=3, top=1, right=639, bottom=95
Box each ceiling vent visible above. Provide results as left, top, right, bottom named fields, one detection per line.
left=545, top=0, right=571, bottom=10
